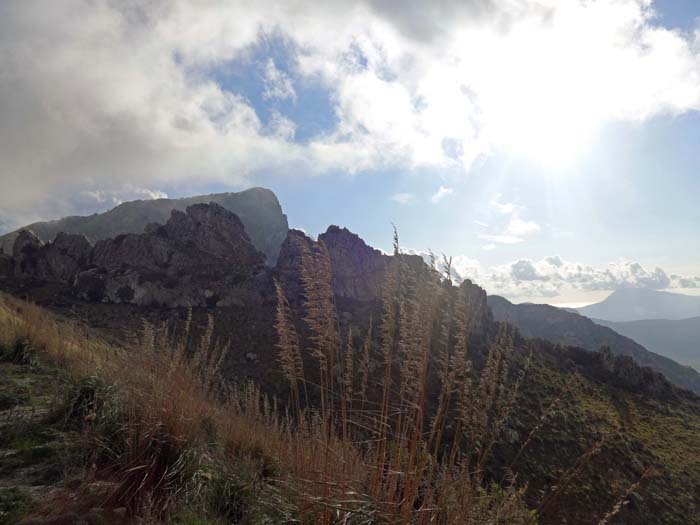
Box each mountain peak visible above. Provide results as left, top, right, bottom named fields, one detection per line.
left=578, top=288, right=700, bottom=322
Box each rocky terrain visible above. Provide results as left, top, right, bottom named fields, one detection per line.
left=1, top=194, right=700, bottom=523
left=0, top=187, right=289, bottom=264
left=4, top=203, right=266, bottom=309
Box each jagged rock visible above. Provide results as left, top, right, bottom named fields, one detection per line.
left=275, top=229, right=315, bottom=307
left=11, top=230, right=90, bottom=282
left=84, top=203, right=265, bottom=307
left=0, top=187, right=289, bottom=264
left=458, top=279, right=493, bottom=336
left=319, top=226, right=388, bottom=301
left=42, top=232, right=91, bottom=281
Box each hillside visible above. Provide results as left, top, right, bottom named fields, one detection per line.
left=1, top=198, right=700, bottom=523
left=0, top=187, right=289, bottom=264
left=595, top=317, right=700, bottom=371
left=487, top=295, right=700, bottom=394
left=578, top=288, right=700, bottom=322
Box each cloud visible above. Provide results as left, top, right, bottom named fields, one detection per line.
left=1, top=0, right=700, bottom=222
left=405, top=248, right=700, bottom=300
left=491, top=198, right=518, bottom=215
left=430, top=186, right=454, bottom=203
left=261, top=58, right=297, bottom=101
left=267, top=110, right=296, bottom=141
left=390, top=192, right=415, bottom=204
left=504, top=216, right=541, bottom=237
left=454, top=256, right=699, bottom=299
left=478, top=234, right=525, bottom=245
left=478, top=203, right=541, bottom=245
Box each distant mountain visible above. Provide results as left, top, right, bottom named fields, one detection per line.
left=488, top=294, right=700, bottom=393
left=577, top=288, right=700, bottom=322
left=594, top=317, right=700, bottom=371
left=0, top=187, right=289, bottom=264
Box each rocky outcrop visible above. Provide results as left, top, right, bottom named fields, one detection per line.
left=12, top=230, right=43, bottom=276
left=318, top=226, right=388, bottom=302
left=0, top=187, right=289, bottom=264
left=275, top=229, right=315, bottom=308
left=11, top=230, right=91, bottom=282
left=458, top=279, right=493, bottom=336
left=41, top=232, right=91, bottom=281
left=74, top=203, right=265, bottom=307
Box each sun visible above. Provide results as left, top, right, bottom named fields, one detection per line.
left=456, top=16, right=607, bottom=170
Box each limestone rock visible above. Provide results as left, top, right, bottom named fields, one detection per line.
left=318, top=226, right=388, bottom=301
left=11, top=230, right=90, bottom=282
left=84, top=203, right=265, bottom=307
left=0, top=187, right=289, bottom=264
left=42, top=232, right=91, bottom=281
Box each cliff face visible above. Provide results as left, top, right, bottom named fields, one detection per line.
left=6, top=203, right=266, bottom=308
left=318, top=226, right=388, bottom=302
left=0, top=187, right=289, bottom=264
left=12, top=230, right=91, bottom=282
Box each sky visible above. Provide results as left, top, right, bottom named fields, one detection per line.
left=0, top=0, right=699, bottom=305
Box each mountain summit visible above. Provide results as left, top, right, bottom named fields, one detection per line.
left=577, top=288, right=700, bottom=322
left=0, top=187, right=289, bottom=264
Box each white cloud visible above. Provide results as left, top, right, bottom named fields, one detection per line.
left=404, top=249, right=700, bottom=300
left=478, top=203, right=541, bottom=245
left=457, top=256, right=700, bottom=300
left=504, top=216, right=541, bottom=237
left=482, top=243, right=496, bottom=251
left=1, top=0, right=700, bottom=221
left=267, top=110, right=296, bottom=141
left=390, top=192, right=415, bottom=204
left=478, top=234, right=525, bottom=245
left=262, top=58, right=297, bottom=102
left=430, top=185, right=454, bottom=203
left=491, top=198, right=518, bottom=215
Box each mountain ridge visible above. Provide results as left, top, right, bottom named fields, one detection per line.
left=594, top=316, right=700, bottom=371
left=577, top=288, right=700, bottom=322
left=0, top=187, right=289, bottom=264
left=488, top=294, right=700, bottom=393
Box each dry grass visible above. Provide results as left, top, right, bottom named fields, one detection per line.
left=0, top=295, right=371, bottom=523
left=273, top=234, right=536, bottom=524
left=0, top=231, right=537, bottom=523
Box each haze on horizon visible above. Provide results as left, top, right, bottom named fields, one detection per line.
left=1, top=0, right=699, bottom=305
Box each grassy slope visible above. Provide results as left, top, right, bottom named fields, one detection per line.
left=505, top=352, right=700, bottom=524
left=2, top=292, right=700, bottom=524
